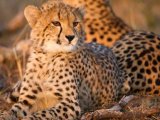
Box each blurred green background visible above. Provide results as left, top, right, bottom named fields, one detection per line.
left=0, top=0, right=160, bottom=46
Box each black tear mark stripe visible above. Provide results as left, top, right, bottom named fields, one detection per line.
left=57, top=9, right=62, bottom=44
left=58, top=27, right=62, bottom=38
left=57, top=26, right=62, bottom=44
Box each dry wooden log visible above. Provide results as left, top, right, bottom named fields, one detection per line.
left=81, top=107, right=160, bottom=120
left=81, top=109, right=123, bottom=120
left=108, top=95, right=136, bottom=111
left=80, top=95, right=160, bottom=120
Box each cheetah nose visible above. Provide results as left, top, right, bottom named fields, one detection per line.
left=65, top=35, right=75, bottom=42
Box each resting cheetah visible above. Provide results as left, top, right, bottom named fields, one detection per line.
left=1, top=0, right=129, bottom=119
left=112, top=31, right=160, bottom=95
left=64, top=0, right=133, bottom=47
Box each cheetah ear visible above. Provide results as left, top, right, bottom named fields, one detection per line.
left=24, top=5, right=41, bottom=28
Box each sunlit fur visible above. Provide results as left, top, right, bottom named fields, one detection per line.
left=30, top=0, right=84, bottom=53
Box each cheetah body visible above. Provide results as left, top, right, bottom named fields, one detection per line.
left=112, top=31, right=160, bottom=95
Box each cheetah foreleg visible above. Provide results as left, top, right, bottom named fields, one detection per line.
left=21, top=99, right=81, bottom=120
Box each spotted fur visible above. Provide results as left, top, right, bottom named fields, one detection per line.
left=112, top=31, right=160, bottom=95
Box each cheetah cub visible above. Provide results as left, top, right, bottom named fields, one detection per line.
left=0, top=0, right=130, bottom=119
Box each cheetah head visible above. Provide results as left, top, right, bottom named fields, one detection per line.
left=24, top=0, right=85, bottom=53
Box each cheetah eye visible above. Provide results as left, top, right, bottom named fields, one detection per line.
left=73, top=22, right=79, bottom=27
left=52, top=21, right=61, bottom=26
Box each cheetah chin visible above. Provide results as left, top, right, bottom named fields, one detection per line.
left=42, top=40, right=78, bottom=53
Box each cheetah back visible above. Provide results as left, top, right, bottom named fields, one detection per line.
left=112, top=31, right=160, bottom=95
